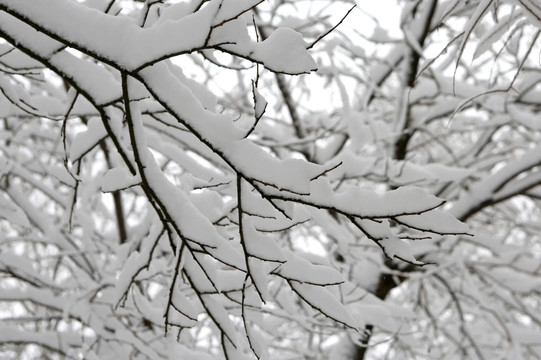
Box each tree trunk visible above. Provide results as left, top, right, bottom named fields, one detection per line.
left=351, top=1, right=438, bottom=358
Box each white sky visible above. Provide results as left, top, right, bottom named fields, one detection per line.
left=356, top=0, right=401, bottom=35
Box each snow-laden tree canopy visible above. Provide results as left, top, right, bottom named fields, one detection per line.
left=1, top=0, right=541, bottom=359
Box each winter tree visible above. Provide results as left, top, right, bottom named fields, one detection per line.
left=0, top=0, right=541, bottom=359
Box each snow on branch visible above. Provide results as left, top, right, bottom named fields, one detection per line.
left=0, top=0, right=475, bottom=359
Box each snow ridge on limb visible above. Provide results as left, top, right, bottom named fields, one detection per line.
left=0, top=0, right=316, bottom=74
left=137, top=62, right=468, bottom=264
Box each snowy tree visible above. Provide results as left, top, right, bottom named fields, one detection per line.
left=0, top=0, right=540, bottom=359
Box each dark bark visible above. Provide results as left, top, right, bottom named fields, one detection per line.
left=352, top=263, right=401, bottom=359
left=353, top=1, right=439, bottom=359
left=351, top=259, right=416, bottom=359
